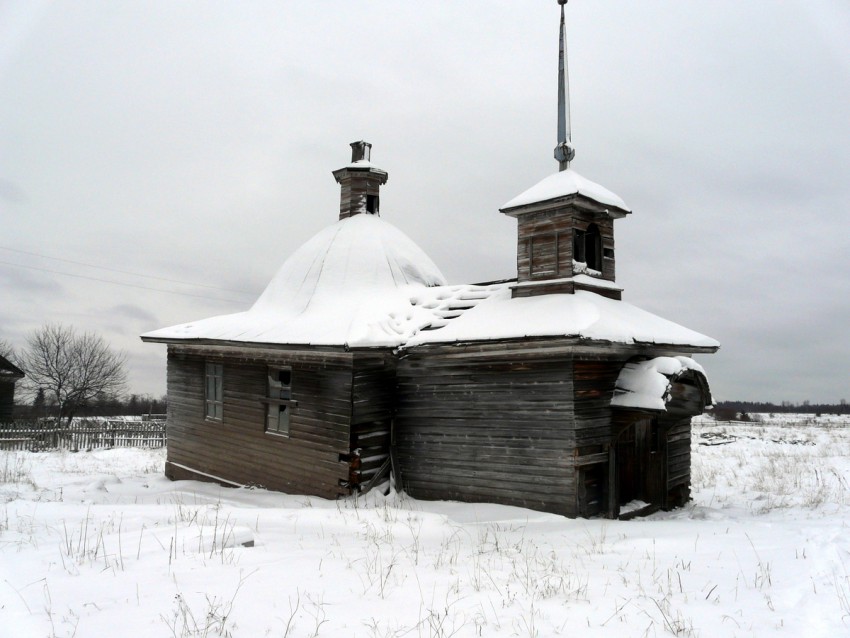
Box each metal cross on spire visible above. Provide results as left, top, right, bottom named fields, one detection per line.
left=554, top=0, right=575, bottom=171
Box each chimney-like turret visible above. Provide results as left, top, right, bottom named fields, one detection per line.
left=332, top=141, right=389, bottom=220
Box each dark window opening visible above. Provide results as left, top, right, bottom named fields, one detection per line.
left=573, top=229, right=585, bottom=263
left=603, top=247, right=615, bottom=259
left=574, top=223, right=602, bottom=272
left=366, top=194, right=379, bottom=214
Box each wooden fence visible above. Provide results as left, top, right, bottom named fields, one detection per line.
left=0, top=418, right=166, bottom=451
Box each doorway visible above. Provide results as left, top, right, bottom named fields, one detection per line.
left=614, top=417, right=665, bottom=516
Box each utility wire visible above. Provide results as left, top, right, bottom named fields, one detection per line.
left=0, top=245, right=253, bottom=297
left=0, top=260, right=250, bottom=305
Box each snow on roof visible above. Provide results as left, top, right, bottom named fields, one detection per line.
left=500, top=168, right=630, bottom=212
left=142, top=214, right=449, bottom=348
left=145, top=257, right=718, bottom=350
left=405, top=286, right=719, bottom=350
left=611, top=356, right=706, bottom=411
left=143, top=214, right=717, bottom=352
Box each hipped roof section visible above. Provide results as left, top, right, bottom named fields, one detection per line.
left=500, top=168, right=631, bottom=215
left=405, top=287, right=718, bottom=351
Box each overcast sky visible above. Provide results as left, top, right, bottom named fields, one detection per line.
left=2, top=0, right=849, bottom=404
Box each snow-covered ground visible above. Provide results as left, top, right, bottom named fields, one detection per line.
left=2, top=415, right=850, bottom=637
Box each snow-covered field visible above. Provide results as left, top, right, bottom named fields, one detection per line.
left=2, top=415, right=850, bottom=637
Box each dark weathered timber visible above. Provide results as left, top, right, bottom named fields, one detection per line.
left=505, top=198, right=620, bottom=297
left=348, top=353, right=396, bottom=488
left=396, top=340, right=708, bottom=518
left=0, top=382, right=15, bottom=422
left=164, top=346, right=357, bottom=499
left=158, top=334, right=708, bottom=516
left=0, top=355, right=24, bottom=422
left=395, top=346, right=584, bottom=515
left=664, top=418, right=692, bottom=507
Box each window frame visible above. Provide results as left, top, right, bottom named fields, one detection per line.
left=265, top=366, right=296, bottom=437
left=204, top=362, right=223, bottom=422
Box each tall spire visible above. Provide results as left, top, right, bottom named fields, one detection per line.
left=554, top=0, right=575, bottom=171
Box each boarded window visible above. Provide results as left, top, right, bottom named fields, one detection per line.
left=204, top=362, right=223, bottom=421
left=266, top=367, right=293, bottom=436
left=530, top=234, right=557, bottom=276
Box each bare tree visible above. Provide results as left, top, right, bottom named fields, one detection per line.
left=20, top=324, right=127, bottom=424
left=0, top=339, right=16, bottom=363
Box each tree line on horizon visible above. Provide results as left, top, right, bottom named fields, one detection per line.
left=711, top=400, right=850, bottom=419
left=17, top=387, right=167, bottom=419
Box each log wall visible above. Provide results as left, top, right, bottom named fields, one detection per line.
left=663, top=418, right=692, bottom=508
left=396, top=344, right=697, bottom=519
left=162, top=340, right=701, bottom=516
left=515, top=206, right=616, bottom=284
left=349, top=353, right=396, bottom=488
left=395, top=348, right=581, bottom=516
left=165, top=345, right=355, bottom=499
left=0, top=382, right=15, bottom=421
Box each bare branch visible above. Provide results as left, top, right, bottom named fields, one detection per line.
left=19, top=324, right=127, bottom=424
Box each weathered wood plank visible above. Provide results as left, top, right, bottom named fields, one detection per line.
left=165, top=346, right=356, bottom=498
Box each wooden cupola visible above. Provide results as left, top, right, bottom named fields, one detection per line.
left=500, top=0, right=630, bottom=301
left=332, top=141, right=389, bottom=220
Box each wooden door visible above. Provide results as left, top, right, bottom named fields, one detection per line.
left=615, top=417, right=665, bottom=509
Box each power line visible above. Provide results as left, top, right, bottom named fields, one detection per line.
left=0, top=245, right=254, bottom=297
left=0, top=260, right=251, bottom=305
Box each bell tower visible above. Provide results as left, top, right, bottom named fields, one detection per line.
left=500, top=0, right=630, bottom=300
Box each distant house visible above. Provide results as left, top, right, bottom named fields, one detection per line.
left=142, top=5, right=717, bottom=518
left=0, top=354, right=25, bottom=421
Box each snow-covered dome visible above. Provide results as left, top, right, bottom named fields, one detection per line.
left=252, top=213, right=444, bottom=314
left=142, top=214, right=447, bottom=347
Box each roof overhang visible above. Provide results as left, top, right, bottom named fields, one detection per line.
left=0, top=354, right=24, bottom=379
left=500, top=192, right=631, bottom=219
left=399, top=334, right=718, bottom=358
left=139, top=335, right=397, bottom=352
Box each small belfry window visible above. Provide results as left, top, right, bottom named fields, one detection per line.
left=573, top=223, right=602, bottom=272
left=205, top=362, right=223, bottom=421
left=266, top=367, right=294, bottom=436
